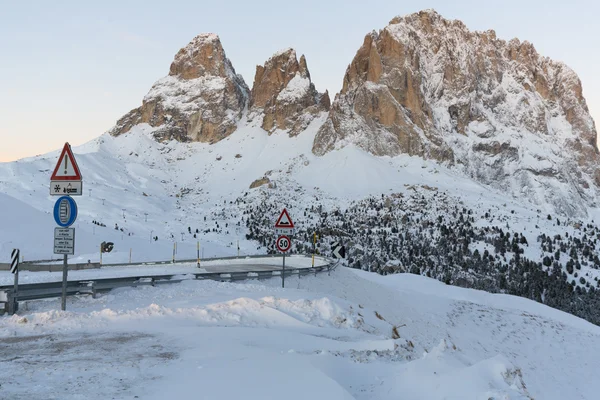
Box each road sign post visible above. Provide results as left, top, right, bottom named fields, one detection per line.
left=332, top=242, right=346, bottom=259
left=11, top=249, right=20, bottom=314
left=50, top=142, right=83, bottom=312
left=54, top=228, right=75, bottom=254
left=276, top=235, right=292, bottom=288
left=274, top=208, right=295, bottom=235
left=274, top=209, right=295, bottom=288
left=50, top=143, right=83, bottom=196
left=61, top=254, right=67, bottom=311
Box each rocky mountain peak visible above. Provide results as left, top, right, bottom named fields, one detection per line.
left=168, top=33, right=229, bottom=79
left=110, top=33, right=248, bottom=144
left=249, top=48, right=298, bottom=109
left=249, top=48, right=329, bottom=136
left=299, top=54, right=310, bottom=79
left=313, top=9, right=599, bottom=216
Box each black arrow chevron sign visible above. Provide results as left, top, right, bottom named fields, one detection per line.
left=10, top=248, right=20, bottom=274
left=332, top=243, right=346, bottom=259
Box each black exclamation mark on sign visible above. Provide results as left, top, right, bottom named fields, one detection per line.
left=64, top=155, right=68, bottom=175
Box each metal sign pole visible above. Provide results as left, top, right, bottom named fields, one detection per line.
left=282, top=253, right=285, bottom=288
left=312, top=232, right=316, bottom=267
left=61, top=254, right=68, bottom=311
left=49, top=143, right=82, bottom=313
left=13, top=265, right=18, bottom=313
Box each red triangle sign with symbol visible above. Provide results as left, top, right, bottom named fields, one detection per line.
left=50, top=143, right=82, bottom=181
left=275, top=208, right=294, bottom=229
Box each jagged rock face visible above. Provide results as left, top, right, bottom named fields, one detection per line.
left=313, top=10, right=599, bottom=216
left=249, top=49, right=329, bottom=136
left=111, top=34, right=249, bottom=143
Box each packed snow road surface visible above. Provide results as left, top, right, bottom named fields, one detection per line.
left=0, top=255, right=327, bottom=286
left=1, top=267, right=598, bottom=399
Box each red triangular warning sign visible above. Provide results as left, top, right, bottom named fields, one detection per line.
left=50, top=143, right=82, bottom=181
left=275, top=208, right=294, bottom=229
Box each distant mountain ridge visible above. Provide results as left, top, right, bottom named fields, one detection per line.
left=109, top=9, right=598, bottom=217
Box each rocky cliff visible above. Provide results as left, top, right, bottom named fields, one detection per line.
left=313, top=10, right=599, bottom=216
left=249, top=49, right=329, bottom=136
left=110, top=34, right=249, bottom=143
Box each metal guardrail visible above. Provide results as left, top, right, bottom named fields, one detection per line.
left=0, top=255, right=337, bottom=315
left=0, top=253, right=316, bottom=271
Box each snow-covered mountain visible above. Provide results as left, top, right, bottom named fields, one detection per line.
left=314, top=10, right=599, bottom=217
left=110, top=33, right=249, bottom=143
left=2, top=10, right=600, bottom=327
left=107, top=10, right=599, bottom=218
left=248, top=48, right=330, bottom=136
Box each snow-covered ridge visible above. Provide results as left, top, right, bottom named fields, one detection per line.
left=269, top=47, right=296, bottom=61
left=143, top=75, right=227, bottom=115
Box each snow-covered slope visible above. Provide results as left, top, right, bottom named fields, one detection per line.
left=0, top=116, right=573, bottom=261
left=1, top=268, right=598, bottom=399
left=2, top=114, right=600, bottom=320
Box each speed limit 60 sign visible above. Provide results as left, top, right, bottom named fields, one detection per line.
left=276, top=235, right=291, bottom=253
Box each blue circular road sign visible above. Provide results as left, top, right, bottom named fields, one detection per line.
left=54, top=196, right=78, bottom=227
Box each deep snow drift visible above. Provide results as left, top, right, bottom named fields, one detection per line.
left=1, top=267, right=598, bottom=399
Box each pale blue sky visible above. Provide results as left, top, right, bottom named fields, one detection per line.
left=1, top=0, right=598, bottom=161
